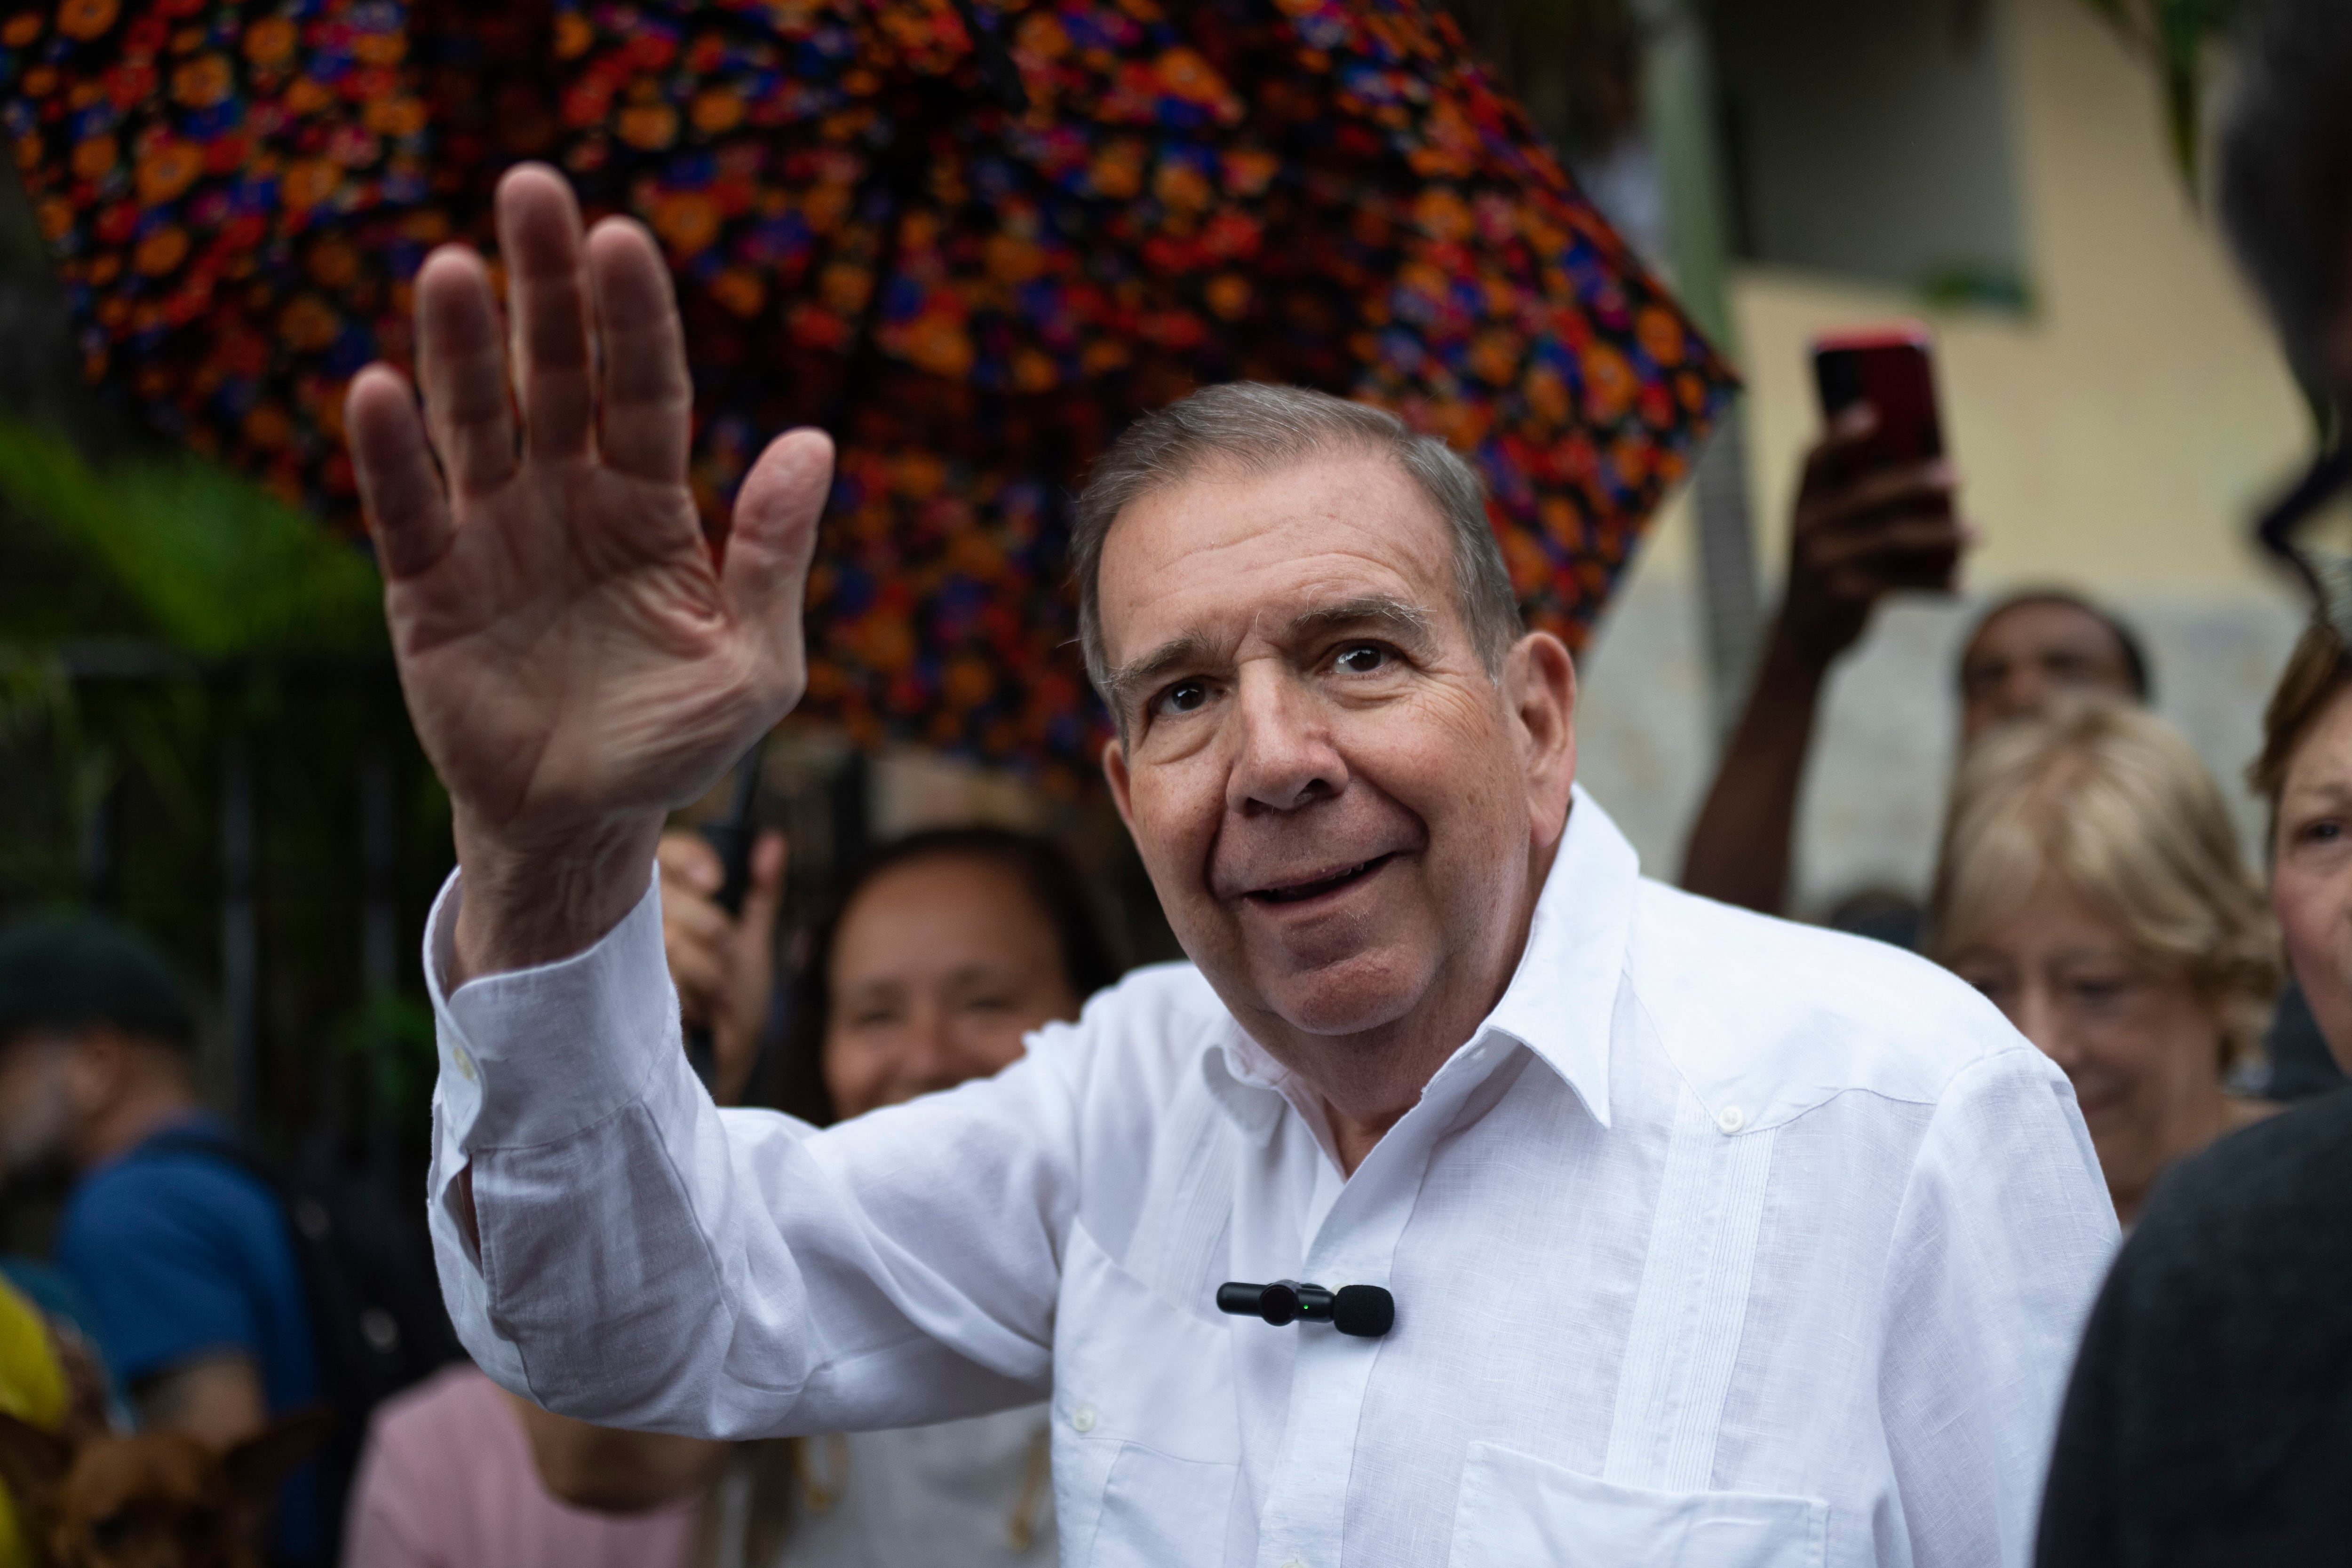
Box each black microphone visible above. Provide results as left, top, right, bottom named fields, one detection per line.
left=1216, top=1280, right=1395, bottom=1338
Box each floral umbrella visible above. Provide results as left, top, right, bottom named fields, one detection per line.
left=1, top=0, right=1736, bottom=781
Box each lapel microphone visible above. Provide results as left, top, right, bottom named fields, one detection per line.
left=1217, top=1280, right=1395, bottom=1338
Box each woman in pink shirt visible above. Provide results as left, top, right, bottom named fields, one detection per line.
left=342, top=1363, right=703, bottom=1568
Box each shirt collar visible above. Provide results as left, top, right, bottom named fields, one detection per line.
left=1476, top=784, right=1634, bottom=1130
left=1202, top=784, right=1637, bottom=1135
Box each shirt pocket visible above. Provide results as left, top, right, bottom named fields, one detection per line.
left=1052, top=1218, right=1240, bottom=1568
left=1449, top=1441, right=1828, bottom=1568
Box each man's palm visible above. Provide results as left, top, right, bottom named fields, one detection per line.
left=347, top=166, right=831, bottom=851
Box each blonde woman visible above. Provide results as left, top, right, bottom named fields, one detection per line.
left=1929, top=702, right=2282, bottom=1226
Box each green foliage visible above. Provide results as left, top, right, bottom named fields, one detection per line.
left=1916, top=261, right=2036, bottom=315
left=333, top=990, right=442, bottom=1136
left=2079, top=0, right=2241, bottom=188
left=0, top=415, right=383, bottom=657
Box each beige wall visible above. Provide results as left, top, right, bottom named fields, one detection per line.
left=1637, top=0, right=2310, bottom=599
left=1581, top=0, right=2312, bottom=901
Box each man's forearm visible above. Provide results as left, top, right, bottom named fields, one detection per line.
left=1679, top=625, right=1832, bottom=915
left=448, top=808, right=664, bottom=987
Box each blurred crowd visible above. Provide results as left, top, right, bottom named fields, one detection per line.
left=1, top=0, right=2351, bottom=1563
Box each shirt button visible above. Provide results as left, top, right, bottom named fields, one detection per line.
left=1070, top=1404, right=1097, bottom=1434
left=451, top=1045, right=477, bottom=1083
left=1716, top=1104, right=1745, bottom=1134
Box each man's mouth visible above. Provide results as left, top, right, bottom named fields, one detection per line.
left=1246, top=854, right=1395, bottom=905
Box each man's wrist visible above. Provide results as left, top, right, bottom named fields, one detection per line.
left=449, top=810, right=665, bottom=987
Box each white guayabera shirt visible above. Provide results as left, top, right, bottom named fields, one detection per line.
left=425, top=789, right=2117, bottom=1568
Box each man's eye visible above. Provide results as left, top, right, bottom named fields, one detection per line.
left=1334, top=644, right=1388, bottom=674
left=1155, top=679, right=1211, bottom=717
left=2304, top=818, right=2344, bottom=845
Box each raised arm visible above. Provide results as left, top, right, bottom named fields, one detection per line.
left=345, top=164, right=829, bottom=985
left=353, top=167, right=1070, bottom=1441
left=1680, top=409, right=1966, bottom=912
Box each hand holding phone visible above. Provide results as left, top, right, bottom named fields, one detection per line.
left=1775, top=326, right=1971, bottom=667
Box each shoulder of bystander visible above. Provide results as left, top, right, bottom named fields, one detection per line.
left=56, top=1121, right=316, bottom=1411
left=2038, top=1089, right=2352, bottom=1562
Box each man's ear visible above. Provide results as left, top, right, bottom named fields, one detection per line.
left=1102, top=737, right=1136, bottom=834
left=1505, top=631, right=1577, bottom=845
left=0, top=1410, right=72, bottom=1510
left=222, top=1410, right=332, bottom=1506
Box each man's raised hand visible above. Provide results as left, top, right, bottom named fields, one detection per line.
left=344, top=165, right=833, bottom=983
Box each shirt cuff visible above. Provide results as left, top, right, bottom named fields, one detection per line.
left=421, top=861, right=678, bottom=1150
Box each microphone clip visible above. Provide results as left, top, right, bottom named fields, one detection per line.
left=1216, top=1279, right=1394, bottom=1338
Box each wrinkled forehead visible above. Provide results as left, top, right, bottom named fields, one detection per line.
left=1094, top=448, right=1457, bottom=667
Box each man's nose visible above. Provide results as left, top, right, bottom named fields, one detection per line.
left=1228, top=665, right=1347, bottom=812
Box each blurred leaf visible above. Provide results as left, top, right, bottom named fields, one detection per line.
left=0, top=415, right=384, bottom=657
left=1916, top=261, right=2035, bottom=314
left=334, top=990, right=439, bottom=1131
left=2078, top=0, right=2240, bottom=190
left=0, top=648, right=67, bottom=753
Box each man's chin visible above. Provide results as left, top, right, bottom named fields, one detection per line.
left=1254, top=949, right=1431, bottom=1039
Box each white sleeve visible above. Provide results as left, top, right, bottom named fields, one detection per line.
left=422, top=868, right=1075, bottom=1439
left=1875, top=1047, right=2119, bottom=1568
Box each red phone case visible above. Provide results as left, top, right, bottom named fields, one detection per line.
left=1813, top=325, right=1945, bottom=469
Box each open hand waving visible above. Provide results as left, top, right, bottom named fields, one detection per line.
left=345, top=166, right=833, bottom=982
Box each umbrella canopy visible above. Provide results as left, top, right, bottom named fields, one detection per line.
left=1, top=0, right=1735, bottom=779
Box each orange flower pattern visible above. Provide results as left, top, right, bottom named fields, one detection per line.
left=2, top=0, right=1734, bottom=781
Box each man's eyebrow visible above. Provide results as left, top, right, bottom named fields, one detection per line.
left=1100, top=632, right=1217, bottom=718
left=1100, top=596, right=1437, bottom=718
left=1287, top=594, right=1438, bottom=651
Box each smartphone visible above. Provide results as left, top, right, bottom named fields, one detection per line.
left=1812, top=325, right=1945, bottom=472
left=1811, top=324, right=1958, bottom=591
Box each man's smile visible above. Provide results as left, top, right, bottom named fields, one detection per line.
left=1242, top=852, right=1398, bottom=907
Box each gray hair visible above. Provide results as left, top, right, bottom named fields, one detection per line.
left=2218, top=0, right=2352, bottom=398
left=1071, top=383, right=1520, bottom=708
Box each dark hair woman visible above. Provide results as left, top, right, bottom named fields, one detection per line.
left=773, top=827, right=1124, bottom=1128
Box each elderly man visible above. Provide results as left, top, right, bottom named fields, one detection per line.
left=349, top=166, right=2114, bottom=1568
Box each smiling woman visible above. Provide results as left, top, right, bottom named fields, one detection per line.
left=1928, top=702, right=2283, bottom=1225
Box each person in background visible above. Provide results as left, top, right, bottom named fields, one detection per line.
left=0, top=917, right=322, bottom=1566
left=660, top=828, right=789, bottom=1109
left=2038, top=621, right=2352, bottom=1561
left=2035, top=0, right=2352, bottom=1554
left=0, top=1274, right=81, bottom=1568
left=342, top=824, right=1119, bottom=1568
left=1926, top=703, right=2281, bottom=1227
left=1677, top=409, right=2352, bottom=1103
left=1676, top=396, right=2145, bottom=917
